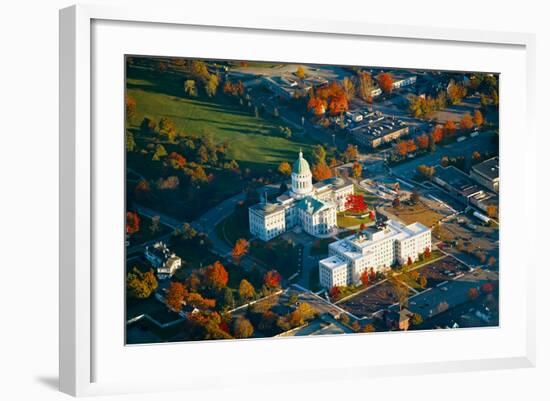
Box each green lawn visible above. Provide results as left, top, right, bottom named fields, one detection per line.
left=215, top=213, right=251, bottom=246
left=337, top=212, right=374, bottom=229
left=126, top=66, right=316, bottom=172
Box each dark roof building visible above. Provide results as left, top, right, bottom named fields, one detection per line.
left=470, top=157, right=499, bottom=193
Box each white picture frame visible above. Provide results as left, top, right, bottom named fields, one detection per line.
left=59, top=3, right=536, bottom=397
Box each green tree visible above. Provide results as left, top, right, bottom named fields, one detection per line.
left=126, top=130, right=136, bottom=152
left=233, top=316, right=254, bottom=338
left=220, top=287, right=235, bottom=311
left=238, top=279, right=255, bottom=301
left=312, top=144, right=327, bottom=165
left=184, top=79, right=197, bottom=97
left=126, top=268, right=158, bottom=299
left=411, top=313, right=423, bottom=326
left=152, top=144, right=168, bottom=160
left=205, top=74, right=219, bottom=97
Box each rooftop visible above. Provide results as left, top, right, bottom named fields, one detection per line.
left=347, top=113, right=408, bottom=140
left=296, top=196, right=329, bottom=215
left=319, top=255, right=348, bottom=270
left=471, top=157, right=499, bottom=181
left=435, top=166, right=485, bottom=197
left=328, top=219, right=430, bottom=258
left=293, top=150, right=311, bottom=175
left=249, top=201, right=286, bottom=216
left=313, top=176, right=353, bottom=192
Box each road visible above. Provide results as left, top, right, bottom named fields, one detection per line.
left=130, top=183, right=280, bottom=271
left=389, top=130, right=497, bottom=180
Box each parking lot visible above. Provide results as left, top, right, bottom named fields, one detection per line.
left=338, top=280, right=415, bottom=317
left=415, top=255, right=470, bottom=287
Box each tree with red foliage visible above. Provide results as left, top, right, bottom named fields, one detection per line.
left=424, top=247, right=431, bottom=259
left=416, top=134, right=430, bottom=150
left=481, top=282, right=493, bottom=294
left=369, top=210, right=375, bottom=220
left=360, top=270, right=370, bottom=286
left=359, top=222, right=366, bottom=231
left=468, top=287, right=479, bottom=300
left=368, top=267, right=376, bottom=282
left=168, top=152, right=187, bottom=169
left=329, top=286, right=341, bottom=300
left=126, top=211, right=140, bottom=234
left=232, top=238, right=249, bottom=264
left=407, top=256, right=413, bottom=266
left=432, top=125, right=444, bottom=143
left=264, top=270, right=282, bottom=289
left=204, top=261, right=229, bottom=290
left=345, top=194, right=367, bottom=213
left=377, top=72, right=394, bottom=94
left=165, top=282, right=188, bottom=312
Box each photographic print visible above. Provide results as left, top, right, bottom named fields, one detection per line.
left=125, top=56, right=499, bottom=344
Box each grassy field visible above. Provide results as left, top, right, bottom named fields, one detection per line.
left=215, top=213, right=251, bottom=246
left=126, top=66, right=316, bottom=172
left=337, top=212, right=374, bottom=229
left=388, top=201, right=444, bottom=227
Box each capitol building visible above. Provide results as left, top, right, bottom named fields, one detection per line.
left=249, top=151, right=354, bottom=241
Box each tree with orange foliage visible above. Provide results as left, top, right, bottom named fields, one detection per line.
left=126, top=211, right=140, bottom=234
left=377, top=72, right=394, bottom=94
left=351, top=161, right=362, bottom=178
left=125, top=95, right=137, bottom=124
left=312, top=162, right=333, bottom=181
left=406, top=139, right=417, bottom=153
left=328, top=93, right=349, bottom=116
left=264, top=270, right=282, bottom=289
left=416, top=134, right=430, bottom=150
left=432, top=125, right=444, bottom=143
left=307, top=96, right=327, bottom=116
left=360, top=270, right=370, bottom=286
left=473, top=109, right=484, bottom=126
left=444, top=120, right=457, bottom=138
left=165, top=282, right=188, bottom=312
left=232, top=238, right=249, bottom=264
left=186, top=292, right=216, bottom=309
left=447, top=81, right=467, bottom=105
left=343, top=144, right=359, bottom=162
left=204, top=261, right=229, bottom=290
left=460, top=113, right=474, bottom=131
left=395, top=140, right=409, bottom=157
left=296, top=66, right=306, bottom=79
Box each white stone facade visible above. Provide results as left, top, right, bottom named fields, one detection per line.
left=319, top=220, right=431, bottom=289
left=248, top=151, right=354, bottom=241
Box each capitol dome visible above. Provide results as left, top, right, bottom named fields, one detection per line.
left=292, top=150, right=311, bottom=175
